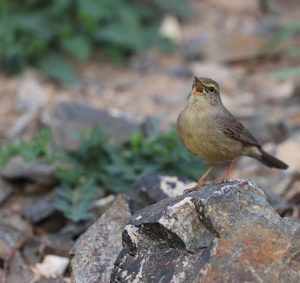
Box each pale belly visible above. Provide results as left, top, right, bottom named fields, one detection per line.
left=177, top=110, right=243, bottom=163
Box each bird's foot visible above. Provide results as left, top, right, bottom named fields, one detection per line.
left=214, top=178, right=226, bottom=185
left=184, top=180, right=206, bottom=193
left=184, top=179, right=233, bottom=193
left=215, top=178, right=235, bottom=185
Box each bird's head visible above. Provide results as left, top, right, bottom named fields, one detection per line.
left=188, top=77, right=221, bottom=107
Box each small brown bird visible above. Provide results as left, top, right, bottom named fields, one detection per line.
left=177, top=77, right=288, bottom=188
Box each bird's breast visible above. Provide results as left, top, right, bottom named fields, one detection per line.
left=177, top=108, right=242, bottom=163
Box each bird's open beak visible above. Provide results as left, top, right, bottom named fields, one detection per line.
left=194, top=77, right=204, bottom=95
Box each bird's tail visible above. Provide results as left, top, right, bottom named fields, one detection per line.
left=257, top=148, right=288, bottom=169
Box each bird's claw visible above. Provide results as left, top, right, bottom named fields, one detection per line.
left=184, top=181, right=206, bottom=193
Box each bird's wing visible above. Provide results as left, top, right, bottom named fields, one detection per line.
left=215, top=111, right=261, bottom=148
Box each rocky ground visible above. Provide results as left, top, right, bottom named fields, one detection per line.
left=0, top=0, right=300, bottom=282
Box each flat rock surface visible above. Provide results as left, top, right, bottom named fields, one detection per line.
left=48, top=102, right=137, bottom=148
left=71, top=195, right=132, bottom=283
left=1, top=157, right=58, bottom=187
left=112, top=179, right=300, bottom=283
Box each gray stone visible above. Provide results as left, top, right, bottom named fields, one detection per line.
left=0, top=221, right=27, bottom=263
left=6, top=252, right=35, bottom=283
left=112, top=179, right=300, bottom=282
left=0, top=179, right=13, bottom=205
left=1, top=157, right=58, bottom=188
left=71, top=195, right=132, bottom=283
left=140, top=116, right=162, bottom=139
left=49, top=102, right=137, bottom=149
left=22, top=234, right=73, bottom=265
left=128, top=52, right=160, bottom=73
left=288, top=80, right=300, bottom=105
left=168, top=65, right=192, bottom=78
left=185, top=34, right=267, bottom=63
left=58, top=222, right=91, bottom=239
left=183, top=35, right=207, bottom=61
left=256, top=17, right=283, bottom=34
left=0, top=212, right=32, bottom=237
left=23, top=196, right=56, bottom=224
left=6, top=110, right=39, bottom=139
left=129, top=172, right=195, bottom=213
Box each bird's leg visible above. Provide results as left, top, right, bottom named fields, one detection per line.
left=225, top=160, right=233, bottom=179
left=215, top=160, right=234, bottom=184
left=197, top=164, right=215, bottom=185
left=184, top=164, right=215, bottom=193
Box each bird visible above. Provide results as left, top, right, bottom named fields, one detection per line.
left=177, top=77, right=288, bottom=190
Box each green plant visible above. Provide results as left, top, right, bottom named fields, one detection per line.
left=58, top=127, right=207, bottom=221
left=0, top=0, right=191, bottom=84
left=0, top=128, right=52, bottom=167
left=123, top=128, right=206, bottom=182
left=55, top=179, right=98, bottom=222
left=0, top=126, right=206, bottom=222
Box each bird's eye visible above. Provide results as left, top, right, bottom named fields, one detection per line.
left=208, top=86, right=215, bottom=92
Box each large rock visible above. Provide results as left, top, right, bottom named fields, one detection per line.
left=71, top=195, right=132, bottom=283
left=23, top=196, right=56, bottom=224
left=1, top=157, right=58, bottom=188
left=112, top=179, right=300, bottom=282
left=48, top=102, right=137, bottom=149
left=0, top=221, right=27, bottom=265
left=129, top=172, right=195, bottom=213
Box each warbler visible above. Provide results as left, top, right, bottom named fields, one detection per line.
left=177, top=77, right=288, bottom=188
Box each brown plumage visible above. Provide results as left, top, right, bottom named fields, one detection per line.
left=215, top=110, right=287, bottom=169
left=177, top=77, right=288, bottom=188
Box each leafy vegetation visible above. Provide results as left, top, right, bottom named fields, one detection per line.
left=0, top=129, right=52, bottom=168
left=0, top=126, right=206, bottom=222
left=0, top=0, right=191, bottom=84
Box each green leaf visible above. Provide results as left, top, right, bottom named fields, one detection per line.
left=54, top=180, right=99, bottom=222
left=130, top=129, right=144, bottom=150
left=0, top=128, right=52, bottom=168
left=153, top=0, right=193, bottom=20
left=38, top=54, right=77, bottom=85
left=13, top=13, right=56, bottom=38
left=0, top=123, right=206, bottom=222
left=61, top=35, right=92, bottom=61
left=0, top=0, right=193, bottom=77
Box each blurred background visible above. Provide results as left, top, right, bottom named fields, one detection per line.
left=0, top=0, right=300, bottom=280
